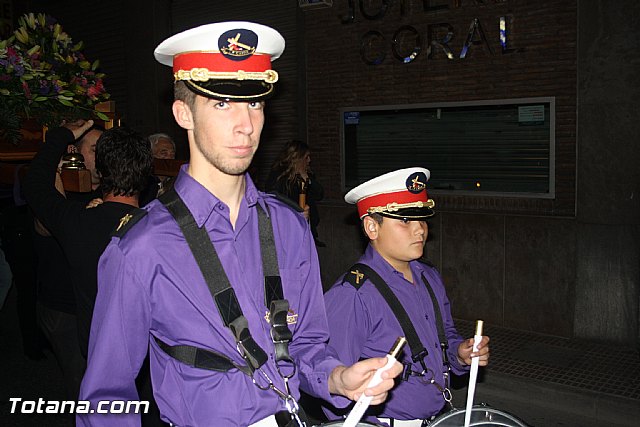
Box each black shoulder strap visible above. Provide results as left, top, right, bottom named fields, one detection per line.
left=420, top=272, right=451, bottom=370
left=259, top=200, right=284, bottom=306
left=257, top=203, right=292, bottom=363
left=420, top=272, right=447, bottom=347
left=158, top=188, right=269, bottom=372
left=267, top=191, right=304, bottom=213
left=349, top=263, right=428, bottom=362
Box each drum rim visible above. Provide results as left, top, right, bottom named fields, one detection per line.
left=427, top=404, right=530, bottom=426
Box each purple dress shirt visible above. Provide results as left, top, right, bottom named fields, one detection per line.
left=78, top=167, right=343, bottom=427
left=324, top=245, right=468, bottom=421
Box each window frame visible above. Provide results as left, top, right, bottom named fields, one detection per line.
left=339, top=96, right=556, bottom=199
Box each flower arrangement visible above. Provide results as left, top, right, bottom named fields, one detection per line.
left=0, top=12, right=110, bottom=145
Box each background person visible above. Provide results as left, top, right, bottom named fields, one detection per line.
left=324, top=167, right=490, bottom=426
left=23, top=121, right=153, bottom=359
left=266, top=139, right=325, bottom=246
left=149, top=133, right=176, bottom=159
left=148, top=132, right=178, bottom=197
left=31, top=170, right=86, bottom=402
left=75, top=124, right=105, bottom=192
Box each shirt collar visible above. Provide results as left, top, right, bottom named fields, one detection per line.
left=363, top=243, right=426, bottom=282
left=173, top=164, right=261, bottom=227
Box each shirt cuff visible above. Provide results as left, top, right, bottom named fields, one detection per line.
left=303, top=357, right=352, bottom=409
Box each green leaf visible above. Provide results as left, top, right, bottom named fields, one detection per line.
left=59, top=99, right=74, bottom=107
left=34, top=96, right=48, bottom=102
left=27, top=45, right=41, bottom=55
left=95, top=111, right=109, bottom=121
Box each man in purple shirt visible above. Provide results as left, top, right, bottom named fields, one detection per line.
left=324, top=168, right=491, bottom=426
left=78, top=22, right=401, bottom=427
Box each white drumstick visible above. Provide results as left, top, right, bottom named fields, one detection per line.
left=464, top=320, right=483, bottom=427
left=343, top=337, right=406, bottom=427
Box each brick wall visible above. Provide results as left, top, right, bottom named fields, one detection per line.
left=303, top=0, right=577, bottom=217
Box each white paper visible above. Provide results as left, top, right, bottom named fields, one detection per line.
left=343, top=355, right=395, bottom=427
left=464, top=333, right=482, bottom=427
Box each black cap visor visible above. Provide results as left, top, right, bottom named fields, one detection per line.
left=186, top=79, right=274, bottom=101
left=378, top=206, right=435, bottom=221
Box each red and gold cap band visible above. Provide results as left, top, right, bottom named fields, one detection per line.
left=174, top=52, right=270, bottom=74
left=357, top=190, right=434, bottom=218
left=173, top=52, right=277, bottom=83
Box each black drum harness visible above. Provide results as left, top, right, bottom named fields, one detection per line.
left=155, top=189, right=306, bottom=427
left=346, top=263, right=454, bottom=409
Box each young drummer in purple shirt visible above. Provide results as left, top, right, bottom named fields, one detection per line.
left=323, top=168, right=490, bottom=427
left=78, top=22, right=401, bottom=427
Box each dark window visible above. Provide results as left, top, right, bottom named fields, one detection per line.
left=341, top=98, right=555, bottom=198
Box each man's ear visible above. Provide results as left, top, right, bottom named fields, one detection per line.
left=362, top=216, right=379, bottom=241
left=172, top=100, right=194, bottom=130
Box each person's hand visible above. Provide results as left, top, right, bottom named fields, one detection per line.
left=86, top=198, right=104, bottom=209
left=302, top=204, right=310, bottom=221
left=457, top=335, right=490, bottom=366
left=62, top=119, right=94, bottom=140
left=329, top=357, right=402, bottom=404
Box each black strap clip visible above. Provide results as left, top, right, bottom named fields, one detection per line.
left=269, top=299, right=293, bottom=364
left=440, top=341, right=450, bottom=371
left=403, top=348, right=429, bottom=381
left=229, top=316, right=269, bottom=373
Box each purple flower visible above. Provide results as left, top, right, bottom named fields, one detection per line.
left=14, top=65, right=25, bottom=76
left=39, top=80, right=50, bottom=95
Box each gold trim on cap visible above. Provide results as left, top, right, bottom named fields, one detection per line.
left=367, top=199, right=435, bottom=215
left=175, top=68, right=279, bottom=84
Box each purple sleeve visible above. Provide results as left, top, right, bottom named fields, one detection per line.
left=77, top=243, right=151, bottom=427
left=286, top=225, right=347, bottom=407
left=322, top=281, right=374, bottom=413
left=324, top=281, right=371, bottom=365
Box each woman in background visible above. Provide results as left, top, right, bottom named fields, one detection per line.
left=266, top=140, right=325, bottom=246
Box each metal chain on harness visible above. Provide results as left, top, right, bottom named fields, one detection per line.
left=402, top=347, right=454, bottom=408
left=245, top=356, right=305, bottom=427
left=233, top=300, right=305, bottom=427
